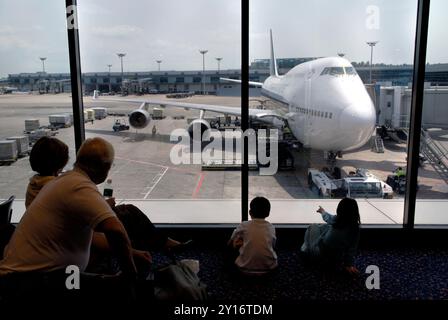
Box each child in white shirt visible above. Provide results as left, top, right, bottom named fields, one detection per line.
left=228, top=197, right=278, bottom=275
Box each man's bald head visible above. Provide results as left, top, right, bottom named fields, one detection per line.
left=75, top=137, right=114, bottom=184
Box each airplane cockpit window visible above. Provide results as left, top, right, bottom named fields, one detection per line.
left=320, top=67, right=345, bottom=76
left=329, top=67, right=345, bottom=76
left=344, top=67, right=357, bottom=76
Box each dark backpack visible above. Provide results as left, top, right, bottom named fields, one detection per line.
left=0, top=223, right=15, bottom=259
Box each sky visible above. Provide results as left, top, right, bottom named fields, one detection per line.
left=0, top=0, right=447, bottom=78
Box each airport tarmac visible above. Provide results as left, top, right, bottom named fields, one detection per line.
left=1, top=93, right=447, bottom=224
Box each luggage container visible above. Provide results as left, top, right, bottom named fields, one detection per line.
left=49, top=114, right=72, bottom=128
left=84, top=109, right=95, bottom=122
left=24, top=119, right=40, bottom=132
left=91, top=107, right=108, bottom=119
left=152, top=107, right=164, bottom=119
left=6, top=136, right=30, bottom=156
left=0, top=140, right=18, bottom=162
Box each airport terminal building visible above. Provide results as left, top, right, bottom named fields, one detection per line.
left=6, top=59, right=448, bottom=94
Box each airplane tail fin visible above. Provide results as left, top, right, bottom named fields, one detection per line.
left=93, top=90, right=99, bottom=99
left=269, top=29, right=279, bottom=77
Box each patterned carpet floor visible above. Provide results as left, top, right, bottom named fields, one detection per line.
left=152, top=246, right=448, bottom=301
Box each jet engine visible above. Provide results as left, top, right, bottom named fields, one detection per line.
left=129, top=108, right=151, bottom=129
left=187, top=119, right=211, bottom=141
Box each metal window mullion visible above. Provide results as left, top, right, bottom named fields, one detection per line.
left=404, top=0, right=431, bottom=228
left=66, top=0, right=85, bottom=152
left=241, top=0, right=249, bottom=221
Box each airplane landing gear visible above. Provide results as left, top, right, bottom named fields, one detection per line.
left=324, top=151, right=337, bottom=167
left=323, top=151, right=342, bottom=179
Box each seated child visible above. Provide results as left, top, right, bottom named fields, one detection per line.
left=301, top=197, right=360, bottom=274
left=228, top=197, right=278, bottom=275
left=26, top=136, right=69, bottom=208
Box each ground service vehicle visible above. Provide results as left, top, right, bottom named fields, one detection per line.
left=113, top=119, right=130, bottom=132
left=308, top=168, right=394, bottom=198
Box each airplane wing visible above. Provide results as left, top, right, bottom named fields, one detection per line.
left=92, top=91, right=284, bottom=120
left=220, top=77, right=263, bottom=87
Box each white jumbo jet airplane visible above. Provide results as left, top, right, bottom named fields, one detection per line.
left=92, top=30, right=376, bottom=160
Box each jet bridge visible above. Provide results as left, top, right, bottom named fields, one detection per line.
left=378, top=86, right=448, bottom=130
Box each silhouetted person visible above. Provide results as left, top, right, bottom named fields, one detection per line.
left=301, top=197, right=360, bottom=275
left=227, top=197, right=277, bottom=275
left=25, top=137, right=69, bottom=208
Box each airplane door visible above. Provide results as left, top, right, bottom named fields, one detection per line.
left=304, top=71, right=313, bottom=147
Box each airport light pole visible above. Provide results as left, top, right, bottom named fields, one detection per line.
left=156, top=60, right=162, bottom=72
left=39, top=57, right=47, bottom=73
left=107, top=64, right=112, bottom=93
left=117, top=53, right=126, bottom=93
left=199, top=50, right=208, bottom=95
left=366, top=41, right=379, bottom=84
left=216, top=57, right=223, bottom=93
left=216, top=57, right=223, bottom=73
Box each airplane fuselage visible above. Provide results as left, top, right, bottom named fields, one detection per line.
left=261, top=57, right=376, bottom=152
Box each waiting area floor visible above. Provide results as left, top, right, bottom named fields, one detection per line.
left=158, top=245, right=448, bottom=301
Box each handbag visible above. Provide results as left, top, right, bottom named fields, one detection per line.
left=153, top=260, right=208, bottom=301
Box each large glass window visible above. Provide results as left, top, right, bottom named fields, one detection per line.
left=3, top=1, right=443, bottom=227
left=415, top=0, right=448, bottom=225
left=249, top=0, right=417, bottom=224
left=0, top=0, right=75, bottom=222
left=77, top=0, right=241, bottom=223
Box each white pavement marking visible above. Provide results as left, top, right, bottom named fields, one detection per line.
left=143, top=166, right=169, bottom=199
left=114, top=156, right=170, bottom=199
left=365, top=198, right=399, bottom=224
left=115, top=156, right=168, bottom=169
left=110, top=159, right=130, bottom=175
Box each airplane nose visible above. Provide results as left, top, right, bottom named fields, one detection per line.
left=339, top=103, right=376, bottom=150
